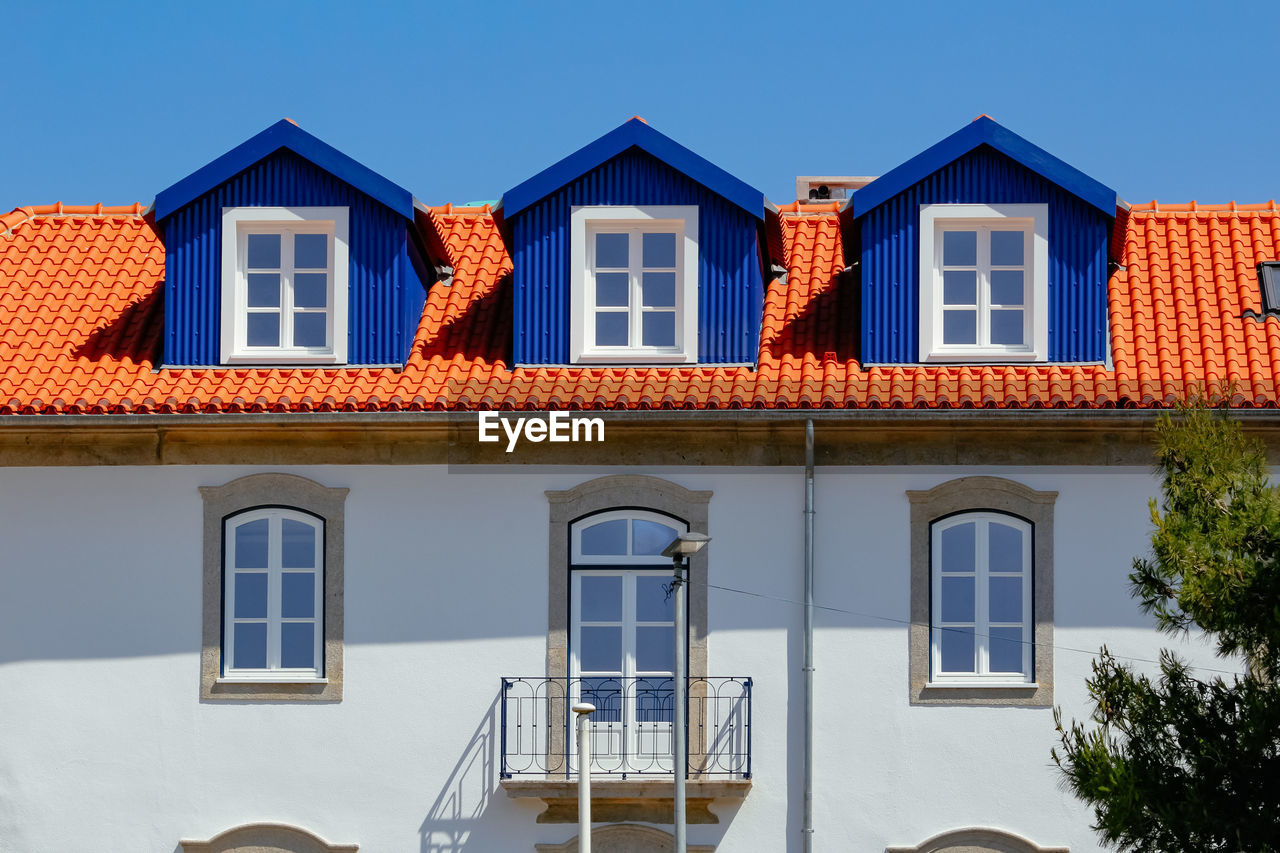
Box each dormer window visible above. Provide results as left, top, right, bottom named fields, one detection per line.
left=220, top=207, right=349, bottom=364
left=569, top=205, right=698, bottom=364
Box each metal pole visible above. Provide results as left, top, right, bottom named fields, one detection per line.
left=572, top=702, right=595, bottom=853
left=673, top=554, right=688, bottom=853
left=803, top=419, right=815, bottom=852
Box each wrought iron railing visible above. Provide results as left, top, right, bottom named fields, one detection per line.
left=499, top=676, right=752, bottom=779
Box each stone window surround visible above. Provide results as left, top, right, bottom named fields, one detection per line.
left=200, top=473, right=348, bottom=701
left=907, top=476, right=1056, bottom=706
left=886, top=826, right=1069, bottom=853
left=180, top=821, right=358, bottom=852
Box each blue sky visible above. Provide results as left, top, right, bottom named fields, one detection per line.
left=2, top=1, right=1277, bottom=213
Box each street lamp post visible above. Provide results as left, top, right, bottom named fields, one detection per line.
left=572, top=702, right=596, bottom=853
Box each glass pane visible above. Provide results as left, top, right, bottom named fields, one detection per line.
left=580, top=677, right=623, bottom=723
left=280, top=622, right=315, bottom=669
left=247, top=233, right=281, bottom=269
left=579, top=626, right=622, bottom=672
left=990, top=270, right=1024, bottom=305
left=581, top=519, right=627, bottom=555
left=281, top=518, right=316, bottom=568
left=642, top=232, right=676, bottom=268
left=939, top=626, right=975, bottom=673
left=595, top=312, right=628, bottom=347
left=990, top=230, right=1024, bottom=266
left=989, top=522, right=1025, bottom=573
left=940, top=576, right=974, bottom=622
left=247, top=273, right=280, bottom=308
left=595, top=233, right=629, bottom=268
left=595, top=272, right=629, bottom=308
left=940, top=522, right=975, bottom=573
left=642, top=272, right=676, bottom=308
left=233, top=622, right=267, bottom=669
left=636, top=626, right=675, bottom=673
left=642, top=312, right=675, bottom=348
left=990, top=310, right=1024, bottom=346
left=635, top=677, right=673, bottom=722
left=282, top=572, right=316, bottom=619
left=943, top=230, right=977, bottom=266
left=246, top=313, right=280, bottom=347
left=294, top=273, right=328, bottom=308
left=633, top=519, right=678, bottom=556
left=294, top=233, right=328, bottom=269
left=579, top=575, right=622, bottom=622
left=989, top=627, right=1024, bottom=673
left=293, top=313, right=327, bottom=348
left=636, top=575, right=675, bottom=621
left=234, top=572, right=268, bottom=618
left=942, top=270, right=976, bottom=305
left=942, top=310, right=977, bottom=345
left=234, top=518, right=269, bottom=568
left=990, top=576, right=1023, bottom=623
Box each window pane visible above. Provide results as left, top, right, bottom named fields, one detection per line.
left=580, top=677, right=623, bottom=723
left=579, top=626, right=622, bottom=672
left=990, top=576, right=1023, bottom=623
left=642, top=312, right=675, bottom=348
left=633, top=519, right=678, bottom=556
left=579, top=575, right=622, bottom=621
left=990, top=310, right=1024, bottom=346
left=282, top=572, right=316, bottom=618
left=942, top=270, right=976, bottom=305
left=595, top=233, right=629, bottom=268
left=635, top=677, right=673, bottom=722
left=234, top=518, right=269, bottom=568
left=990, top=230, right=1024, bottom=266
left=581, top=519, right=627, bottom=555
left=642, top=272, right=676, bottom=308
left=233, top=622, right=267, bottom=669
left=293, top=313, right=327, bottom=348
left=943, top=230, right=977, bottom=266
left=636, top=626, right=674, bottom=673
left=294, top=233, right=328, bottom=269
left=280, top=622, right=315, bottom=669
left=595, top=312, right=628, bottom=347
left=942, top=310, right=976, bottom=345
left=234, top=572, right=268, bottom=618
left=595, top=272, right=629, bottom=308
left=939, top=626, right=975, bottom=673
left=294, top=273, right=328, bottom=308
left=940, top=576, right=974, bottom=622
left=636, top=574, right=674, bottom=621
left=989, top=627, right=1024, bottom=673
left=642, top=232, right=676, bottom=268
left=940, top=522, right=975, bottom=573
left=247, top=273, right=280, bottom=308
left=990, top=270, right=1024, bottom=305
left=989, top=522, right=1025, bottom=573
left=246, top=313, right=280, bottom=347
left=281, top=518, right=316, bottom=568
left=247, top=233, right=280, bottom=269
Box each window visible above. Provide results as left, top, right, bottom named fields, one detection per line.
left=570, top=206, right=698, bottom=363
left=919, top=204, right=1048, bottom=362
left=220, top=207, right=349, bottom=364
left=1259, top=262, right=1280, bottom=313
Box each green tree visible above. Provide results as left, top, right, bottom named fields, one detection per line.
left=1054, top=406, right=1280, bottom=852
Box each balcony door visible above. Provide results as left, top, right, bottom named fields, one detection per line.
left=570, top=510, right=684, bottom=775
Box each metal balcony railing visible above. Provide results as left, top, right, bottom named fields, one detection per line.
left=499, top=676, right=752, bottom=779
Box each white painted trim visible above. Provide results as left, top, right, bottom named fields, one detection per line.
left=220, top=206, right=349, bottom=364
left=570, top=205, right=698, bottom=364
left=919, top=203, right=1048, bottom=363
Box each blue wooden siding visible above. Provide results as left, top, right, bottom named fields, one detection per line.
left=510, top=148, right=764, bottom=364
left=858, top=146, right=1111, bottom=364
left=161, top=149, right=425, bottom=366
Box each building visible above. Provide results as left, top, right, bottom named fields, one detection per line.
left=1, top=115, right=1275, bottom=852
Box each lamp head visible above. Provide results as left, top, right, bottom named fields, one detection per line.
left=661, top=532, right=711, bottom=559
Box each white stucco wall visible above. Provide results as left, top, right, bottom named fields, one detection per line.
left=0, top=463, right=1233, bottom=852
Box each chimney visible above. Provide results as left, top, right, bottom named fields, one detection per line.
left=795, top=176, right=877, bottom=203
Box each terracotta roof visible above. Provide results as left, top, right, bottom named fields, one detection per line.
left=2, top=200, right=1279, bottom=415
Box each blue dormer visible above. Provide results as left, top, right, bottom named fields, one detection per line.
left=845, top=117, right=1118, bottom=365
left=501, top=118, right=767, bottom=366
left=156, top=120, right=428, bottom=367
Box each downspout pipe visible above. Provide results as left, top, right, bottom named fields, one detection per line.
left=803, top=419, right=815, bottom=852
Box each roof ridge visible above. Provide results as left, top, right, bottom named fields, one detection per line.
left=1128, top=200, right=1280, bottom=215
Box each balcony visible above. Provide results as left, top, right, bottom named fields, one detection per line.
left=498, top=676, right=753, bottom=823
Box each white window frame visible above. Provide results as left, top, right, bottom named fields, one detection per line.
left=919, top=203, right=1048, bottom=362
left=570, top=205, right=698, bottom=364
left=930, top=511, right=1034, bottom=686
left=220, top=206, right=349, bottom=364
left=222, top=507, right=325, bottom=683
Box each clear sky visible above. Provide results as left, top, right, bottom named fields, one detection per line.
left=2, top=1, right=1278, bottom=214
